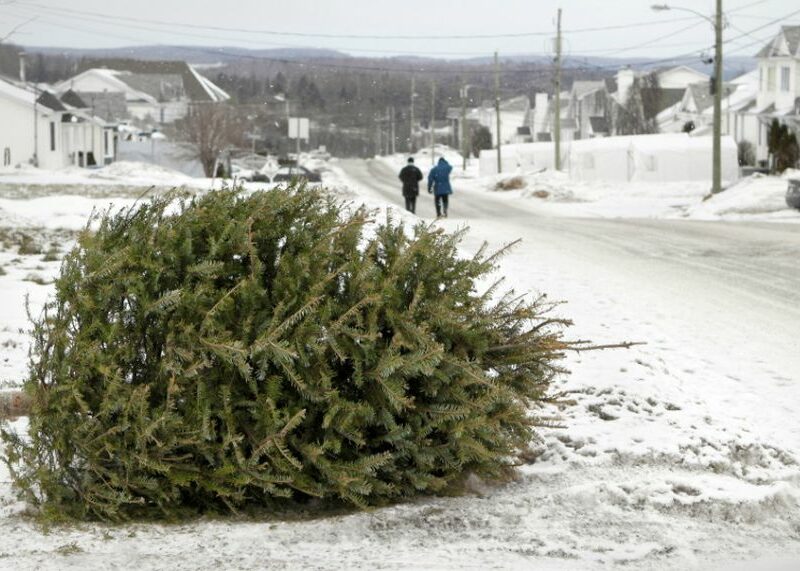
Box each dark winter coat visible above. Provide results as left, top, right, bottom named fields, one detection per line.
left=398, top=164, right=424, bottom=197
left=427, top=158, right=453, bottom=196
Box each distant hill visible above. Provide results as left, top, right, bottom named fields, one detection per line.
left=28, top=45, right=351, bottom=64
left=25, top=44, right=757, bottom=80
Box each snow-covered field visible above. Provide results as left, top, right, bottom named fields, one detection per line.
left=0, top=158, right=798, bottom=570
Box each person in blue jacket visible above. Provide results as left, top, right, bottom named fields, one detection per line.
left=427, top=157, right=453, bottom=218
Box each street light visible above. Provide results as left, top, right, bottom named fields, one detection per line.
left=652, top=1, right=723, bottom=194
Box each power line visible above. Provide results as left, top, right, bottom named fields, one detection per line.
left=12, top=1, right=705, bottom=41
left=10, top=14, right=568, bottom=76
left=4, top=3, right=714, bottom=60
left=6, top=3, right=797, bottom=78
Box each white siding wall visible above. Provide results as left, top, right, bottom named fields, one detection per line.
left=0, top=95, right=63, bottom=169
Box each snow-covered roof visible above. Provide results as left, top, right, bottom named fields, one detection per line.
left=0, top=77, right=56, bottom=115
left=571, top=80, right=605, bottom=99
left=756, top=25, right=800, bottom=58
left=701, top=78, right=758, bottom=116
left=56, top=69, right=158, bottom=105
left=189, top=65, right=230, bottom=102
left=72, top=59, right=230, bottom=103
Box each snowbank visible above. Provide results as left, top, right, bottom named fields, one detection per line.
left=687, top=171, right=800, bottom=221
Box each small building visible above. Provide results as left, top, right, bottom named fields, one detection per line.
left=0, top=74, right=116, bottom=170
left=56, top=59, right=230, bottom=125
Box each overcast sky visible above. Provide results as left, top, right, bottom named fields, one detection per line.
left=1, top=0, right=798, bottom=61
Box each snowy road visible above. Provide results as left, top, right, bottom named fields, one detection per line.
left=341, top=158, right=800, bottom=376
left=333, top=158, right=800, bottom=569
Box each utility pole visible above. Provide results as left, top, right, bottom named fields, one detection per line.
left=295, top=117, right=301, bottom=157
left=554, top=8, right=562, bottom=171
left=430, top=79, right=436, bottom=165
left=390, top=106, right=396, bottom=155
left=461, top=84, right=469, bottom=171
left=410, top=76, right=416, bottom=153
left=712, top=0, right=723, bottom=194
left=494, top=51, right=502, bottom=174
left=375, top=114, right=382, bottom=156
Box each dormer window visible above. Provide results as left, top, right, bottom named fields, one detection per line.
left=767, top=66, right=776, bottom=91
left=780, top=66, right=791, bottom=92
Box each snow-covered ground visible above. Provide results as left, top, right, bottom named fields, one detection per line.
left=0, top=159, right=798, bottom=570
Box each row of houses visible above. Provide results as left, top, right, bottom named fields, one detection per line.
left=0, top=57, right=229, bottom=170
left=459, top=25, right=800, bottom=167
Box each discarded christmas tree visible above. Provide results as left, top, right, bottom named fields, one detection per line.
left=3, top=185, right=569, bottom=521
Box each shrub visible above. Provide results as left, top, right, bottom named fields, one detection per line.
left=471, top=126, right=493, bottom=159
left=3, top=185, right=569, bottom=521
left=17, top=234, right=42, bottom=256
left=767, top=119, right=799, bottom=173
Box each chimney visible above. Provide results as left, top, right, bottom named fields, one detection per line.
left=616, top=67, right=636, bottom=105
left=19, top=52, right=26, bottom=84
left=533, top=93, right=549, bottom=135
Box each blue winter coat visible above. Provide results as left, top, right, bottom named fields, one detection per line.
left=427, top=158, right=453, bottom=196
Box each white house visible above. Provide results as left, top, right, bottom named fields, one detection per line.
left=476, top=96, right=531, bottom=146
left=752, top=25, right=800, bottom=162
left=565, top=80, right=612, bottom=140
left=0, top=76, right=114, bottom=170
left=55, top=59, right=230, bottom=125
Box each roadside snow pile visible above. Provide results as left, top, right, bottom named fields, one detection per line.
left=687, top=172, right=800, bottom=221
left=480, top=169, right=709, bottom=218
left=516, top=170, right=580, bottom=202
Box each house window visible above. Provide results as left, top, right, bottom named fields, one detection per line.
left=781, top=66, right=791, bottom=92
left=104, top=131, right=109, bottom=155
left=759, top=67, right=763, bottom=90
left=49, top=122, right=56, bottom=151
left=645, top=155, right=658, bottom=172
left=767, top=66, right=776, bottom=91
left=3, top=148, right=10, bottom=167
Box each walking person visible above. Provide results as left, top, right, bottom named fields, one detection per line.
left=398, top=157, right=423, bottom=214
left=427, top=157, right=453, bottom=218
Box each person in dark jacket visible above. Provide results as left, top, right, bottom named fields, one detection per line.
left=427, top=157, right=453, bottom=218
left=398, top=157, right=423, bottom=214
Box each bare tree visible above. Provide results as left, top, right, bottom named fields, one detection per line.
left=175, top=104, right=243, bottom=177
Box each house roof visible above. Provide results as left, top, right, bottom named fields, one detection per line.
left=75, top=91, right=128, bottom=122
left=0, top=75, right=68, bottom=117
left=756, top=25, right=800, bottom=58
left=686, top=82, right=735, bottom=113
left=76, top=58, right=229, bottom=103
left=500, top=95, right=530, bottom=112
left=0, top=75, right=36, bottom=108
left=571, top=80, right=605, bottom=99
left=37, top=90, right=67, bottom=112
left=60, top=89, right=88, bottom=108
left=642, top=87, right=686, bottom=117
